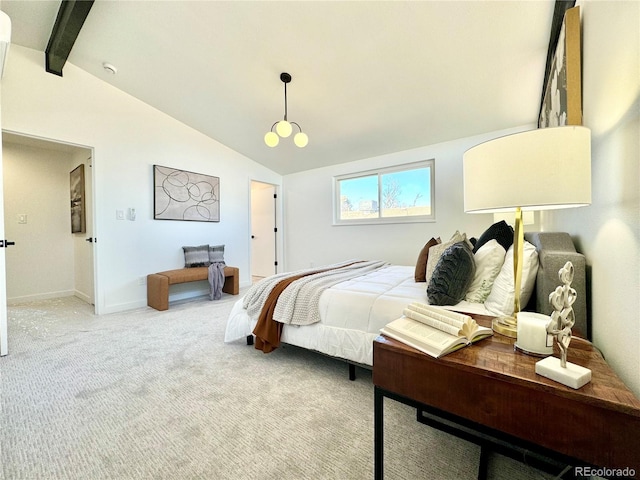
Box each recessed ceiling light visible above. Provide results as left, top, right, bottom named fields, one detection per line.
left=102, top=62, right=117, bottom=75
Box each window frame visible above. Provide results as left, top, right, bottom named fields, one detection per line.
left=333, top=159, right=436, bottom=226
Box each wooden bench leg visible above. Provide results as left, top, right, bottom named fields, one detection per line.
left=147, top=274, right=169, bottom=311
left=222, top=267, right=239, bottom=295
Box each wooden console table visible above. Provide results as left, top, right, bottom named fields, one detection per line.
left=373, top=314, right=640, bottom=479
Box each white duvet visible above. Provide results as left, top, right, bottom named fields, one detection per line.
left=224, top=265, right=490, bottom=366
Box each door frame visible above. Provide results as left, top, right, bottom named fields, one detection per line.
left=1, top=129, right=98, bottom=315
left=249, top=179, right=283, bottom=278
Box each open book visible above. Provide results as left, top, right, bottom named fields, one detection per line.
left=380, top=302, right=492, bottom=358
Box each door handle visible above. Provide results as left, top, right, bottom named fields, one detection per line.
left=86, top=238, right=94, bottom=243
left=0, top=240, right=15, bottom=247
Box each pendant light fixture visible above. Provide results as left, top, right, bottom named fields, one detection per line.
left=264, top=72, right=309, bottom=148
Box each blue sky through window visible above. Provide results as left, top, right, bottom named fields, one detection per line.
left=340, top=168, right=431, bottom=209
left=383, top=169, right=431, bottom=207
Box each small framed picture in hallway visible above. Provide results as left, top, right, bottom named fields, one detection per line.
left=70, top=164, right=86, bottom=233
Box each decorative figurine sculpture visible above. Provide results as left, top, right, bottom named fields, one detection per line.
left=546, top=262, right=577, bottom=367
left=535, top=261, right=592, bottom=389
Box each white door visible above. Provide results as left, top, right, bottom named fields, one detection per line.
left=75, top=153, right=95, bottom=305
left=250, top=181, right=277, bottom=278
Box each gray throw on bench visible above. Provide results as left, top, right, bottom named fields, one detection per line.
left=208, top=262, right=226, bottom=300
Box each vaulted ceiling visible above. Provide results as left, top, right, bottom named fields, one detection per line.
left=2, top=1, right=555, bottom=175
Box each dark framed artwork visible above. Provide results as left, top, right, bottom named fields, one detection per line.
left=70, top=164, right=86, bottom=233
left=153, top=165, right=220, bottom=222
left=538, top=6, right=582, bottom=128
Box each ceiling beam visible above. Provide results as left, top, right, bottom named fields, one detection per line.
left=45, top=0, right=94, bottom=76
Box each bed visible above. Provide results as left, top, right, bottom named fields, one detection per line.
left=224, top=229, right=587, bottom=373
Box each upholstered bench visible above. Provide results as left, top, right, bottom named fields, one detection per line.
left=147, top=266, right=239, bottom=311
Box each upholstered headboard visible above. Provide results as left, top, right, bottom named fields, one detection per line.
left=524, top=232, right=588, bottom=339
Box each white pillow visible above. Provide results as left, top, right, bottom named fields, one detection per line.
left=484, top=241, right=539, bottom=316
left=425, top=231, right=471, bottom=288
left=465, top=240, right=506, bottom=303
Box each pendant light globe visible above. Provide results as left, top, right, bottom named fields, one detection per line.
left=276, top=120, right=292, bottom=138
left=294, top=132, right=308, bottom=148
left=264, top=131, right=279, bottom=147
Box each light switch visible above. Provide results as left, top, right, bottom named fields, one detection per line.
left=17, top=214, right=27, bottom=224
left=116, top=210, right=125, bottom=220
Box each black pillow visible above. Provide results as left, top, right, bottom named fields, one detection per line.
left=427, top=241, right=476, bottom=306
left=473, top=220, right=514, bottom=253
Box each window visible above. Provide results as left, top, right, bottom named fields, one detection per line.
left=334, top=160, right=435, bottom=225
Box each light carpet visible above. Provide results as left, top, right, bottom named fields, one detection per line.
left=1, top=294, right=555, bottom=480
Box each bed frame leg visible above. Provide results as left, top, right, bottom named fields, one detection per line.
left=348, top=363, right=356, bottom=381
left=246, top=335, right=254, bottom=346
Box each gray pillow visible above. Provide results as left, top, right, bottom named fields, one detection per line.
left=183, top=244, right=210, bottom=268
left=427, top=241, right=476, bottom=306
left=209, top=244, right=225, bottom=263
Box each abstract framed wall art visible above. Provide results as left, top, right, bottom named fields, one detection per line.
left=153, top=165, right=220, bottom=222
left=70, top=164, right=86, bottom=233
left=538, top=6, right=582, bottom=128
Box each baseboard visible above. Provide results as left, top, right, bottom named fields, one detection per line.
left=74, top=290, right=93, bottom=305
left=101, top=299, right=148, bottom=315
left=7, top=290, right=75, bottom=305
left=169, top=283, right=210, bottom=303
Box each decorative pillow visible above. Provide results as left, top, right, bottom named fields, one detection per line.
left=484, top=241, right=539, bottom=317
left=427, top=241, right=476, bottom=306
left=465, top=240, right=506, bottom=303
left=183, top=244, right=210, bottom=268
left=425, top=231, right=471, bottom=287
left=209, top=244, right=225, bottom=263
left=473, top=220, right=514, bottom=254
left=414, top=237, right=441, bottom=282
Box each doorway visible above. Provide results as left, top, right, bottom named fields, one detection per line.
left=2, top=132, right=96, bottom=308
left=250, top=181, right=277, bottom=282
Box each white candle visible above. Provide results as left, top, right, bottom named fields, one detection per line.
left=516, top=312, right=554, bottom=356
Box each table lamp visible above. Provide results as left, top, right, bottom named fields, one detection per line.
left=463, top=126, right=591, bottom=337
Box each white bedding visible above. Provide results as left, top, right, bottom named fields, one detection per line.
left=224, top=265, right=492, bottom=366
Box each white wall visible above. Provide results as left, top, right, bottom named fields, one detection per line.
left=282, top=126, right=533, bottom=271
left=3, top=141, right=76, bottom=302
left=541, top=1, right=640, bottom=396
left=1, top=45, right=282, bottom=313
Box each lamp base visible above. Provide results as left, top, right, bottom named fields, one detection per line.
left=492, top=316, right=518, bottom=338
left=535, top=356, right=592, bottom=389
left=514, top=343, right=552, bottom=357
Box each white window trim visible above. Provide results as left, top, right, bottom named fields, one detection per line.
left=333, top=159, right=436, bottom=226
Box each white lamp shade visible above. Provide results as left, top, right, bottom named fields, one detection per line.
left=276, top=120, right=292, bottom=138
left=0, top=10, right=11, bottom=79
left=463, top=126, right=591, bottom=213
left=264, top=131, right=279, bottom=147
left=294, top=132, right=308, bottom=148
